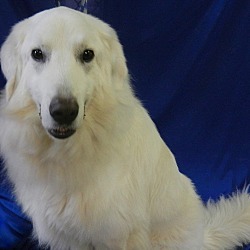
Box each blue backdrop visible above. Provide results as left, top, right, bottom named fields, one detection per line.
left=0, top=0, right=249, bottom=249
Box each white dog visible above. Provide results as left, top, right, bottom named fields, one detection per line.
left=0, top=7, right=250, bottom=250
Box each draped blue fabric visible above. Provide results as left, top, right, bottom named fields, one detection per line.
left=0, top=0, right=249, bottom=248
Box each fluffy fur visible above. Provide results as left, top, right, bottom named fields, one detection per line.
left=0, top=7, right=249, bottom=250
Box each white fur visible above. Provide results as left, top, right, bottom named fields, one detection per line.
left=0, top=7, right=249, bottom=250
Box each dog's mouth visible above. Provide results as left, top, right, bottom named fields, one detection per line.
left=48, top=126, right=76, bottom=139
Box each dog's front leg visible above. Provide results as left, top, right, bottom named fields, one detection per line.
left=69, top=244, right=94, bottom=250
left=126, top=229, right=151, bottom=250
left=93, top=230, right=151, bottom=250
left=94, top=241, right=126, bottom=250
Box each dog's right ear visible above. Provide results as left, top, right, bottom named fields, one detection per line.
left=0, top=19, right=29, bottom=101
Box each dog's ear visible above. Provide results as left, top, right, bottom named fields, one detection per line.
left=110, top=33, right=128, bottom=85
left=111, top=32, right=129, bottom=88
left=0, top=19, right=29, bottom=101
left=100, top=25, right=129, bottom=88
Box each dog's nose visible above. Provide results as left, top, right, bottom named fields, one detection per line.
left=49, top=97, right=79, bottom=125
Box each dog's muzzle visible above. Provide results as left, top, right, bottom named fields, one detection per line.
left=48, top=97, right=79, bottom=139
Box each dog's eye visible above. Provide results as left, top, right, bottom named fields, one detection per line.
left=31, top=49, right=44, bottom=61
left=81, top=49, right=94, bottom=63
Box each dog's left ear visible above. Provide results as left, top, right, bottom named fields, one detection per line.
left=101, top=26, right=129, bottom=88
left=0, top=18, right=29, bottom=101
left=110, top=33, right=128, bottom=85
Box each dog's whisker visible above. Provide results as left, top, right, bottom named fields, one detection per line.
left=84, top=104, right=86, bottom=119
left=39, top=104, right=42, bottom=119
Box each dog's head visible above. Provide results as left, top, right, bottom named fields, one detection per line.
left=0, top=7, right=128, bottom=139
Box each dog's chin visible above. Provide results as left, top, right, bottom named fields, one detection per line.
left=48, top=126, right=76, bottom=139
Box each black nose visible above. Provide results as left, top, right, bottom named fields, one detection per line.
left=49, top=97, right=79, bottom=125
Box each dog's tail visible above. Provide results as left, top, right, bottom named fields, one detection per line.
left=203, top=187, right=250, bottom=249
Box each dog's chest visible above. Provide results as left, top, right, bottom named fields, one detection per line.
left=4, top=129, right=129, bottom=244
left=27, top=181, right=111, bottom=243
